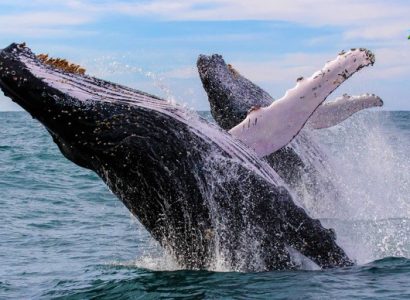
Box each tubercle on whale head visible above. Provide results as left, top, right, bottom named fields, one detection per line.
left=197, top=54, right=247, bottom=129
left=196, top=54, right=225, bottom=79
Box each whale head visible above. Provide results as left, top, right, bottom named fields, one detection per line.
left=0, top=43, right=172, bottom=172
left=197, top=54, right=273, bottom=130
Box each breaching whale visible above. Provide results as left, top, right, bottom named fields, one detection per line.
left=0, top=43, right=364, bottom=271
left=197, top=54, right=382, bottom=198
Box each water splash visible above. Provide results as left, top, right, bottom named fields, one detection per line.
left=111, top=253, right=182, bottom=272
left=82, top=58, right=409, bottom=269
left=84, top=55, right=178, bottom=104
left=297, top=112, right=410, bottom=264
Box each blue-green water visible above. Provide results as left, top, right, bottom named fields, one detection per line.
left=0, top=111, right=409, bottom=299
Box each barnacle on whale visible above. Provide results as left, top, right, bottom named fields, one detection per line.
left=227, top=63, right=240, bottom=78
left=36, top=53, right=86, bottom=75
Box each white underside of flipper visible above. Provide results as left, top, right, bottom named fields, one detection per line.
left=229, top=49, right=375, bottom=157
left=307, top=93, right=383, bottom=129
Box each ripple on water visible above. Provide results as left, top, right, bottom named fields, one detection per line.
left=0, top=111, right=409, bottom=299
left=39, top=258, right=410, bottom=299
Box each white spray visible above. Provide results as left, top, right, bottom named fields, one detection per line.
left=87, top=58, right=409, bottom=270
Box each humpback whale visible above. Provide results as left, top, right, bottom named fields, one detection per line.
left=197, top=54, right=382, bottom=199
left=0, top=43, right=362, bottom=271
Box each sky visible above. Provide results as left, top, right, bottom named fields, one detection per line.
left=0, top=0, right=409, bottom=111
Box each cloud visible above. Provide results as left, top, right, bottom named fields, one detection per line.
left=163, top=47, right=410, bottom=109
left=0, top=11, right=91, bottom=26
left=165, top=47, right=410, bottom=83
left=0, top=11, right=96, bottom=37
left=1, top=0, right=408, bottom=41
left=162, top=66, right=197, bottom=79
left=97, top=0, right=409, bottom=42
left=343, top=21, right=410, bottom=40
left=173, top=1, right=408, bottom=44
left=0, top=0, right=408, bottom=110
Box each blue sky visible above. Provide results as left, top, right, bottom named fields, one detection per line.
left=0, top=0, right=409, bottom=111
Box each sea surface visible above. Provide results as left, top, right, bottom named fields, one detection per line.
left=0, top=111, right=409, bottom=299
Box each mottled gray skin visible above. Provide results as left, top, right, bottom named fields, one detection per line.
left=197, top=54, right=273, bottom=130
left=197, top=54, right=306, bottom=187
left=0, top=44, right=352, bottom=271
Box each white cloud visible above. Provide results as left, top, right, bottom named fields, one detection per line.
left=95, top=0, right=409, bottom=42
left=166, top=47, right=410, bottom=83
left=344, top=21, right=410, bottom=40
left=1, top=0, right=408, bottom=41
left=162, top=66, right=197, bottom=79
left=0, top=0, right=408, bottom=110
left=163, top=47, right=409, bottom=109
left=0, top=11, right=96, bottom=37
left=0, top=12, right=92, bottom=26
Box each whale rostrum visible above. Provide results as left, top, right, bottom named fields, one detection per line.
left=0, top=43, right=353, bottom=271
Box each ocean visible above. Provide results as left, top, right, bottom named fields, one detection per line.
left=0, top=111, right=409, bottom=299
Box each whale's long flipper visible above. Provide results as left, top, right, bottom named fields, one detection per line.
left=0, top=43, right=353, bottom=271
left=228, top=49, right=375, bottom=157
left=308, top=93, right=383, bottom=129
left=197, top=54, right=382, bottom=132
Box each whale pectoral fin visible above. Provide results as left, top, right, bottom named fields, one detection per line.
left=198, top=53, right=380, bottom=133
left=229, top=48, right=376, bottom=157
left=307, top=93, right=383, bottom=129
